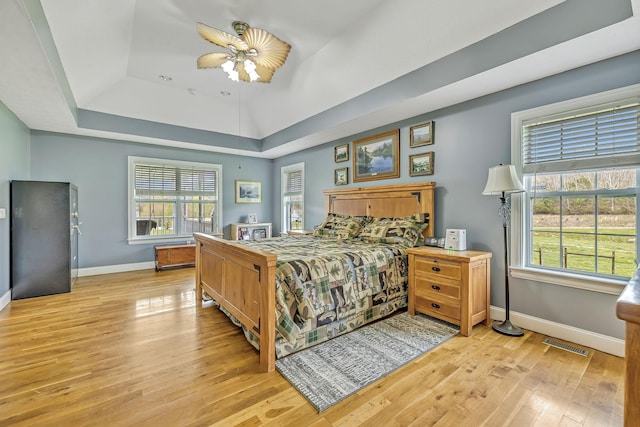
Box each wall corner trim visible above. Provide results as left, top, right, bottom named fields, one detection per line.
left=0, top=289, right=11, bottom=312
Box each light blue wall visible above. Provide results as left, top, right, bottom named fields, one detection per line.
left=273, top=51, right=640, bottom=340
left=13, top=50, right=640, bottom=338
left=29, top=133, right=273, bottom=268
left=0, top=102, right=30, bottom=296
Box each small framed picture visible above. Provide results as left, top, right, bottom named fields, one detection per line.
left=253, top=228, right=267, bottom=239
left=334, top=167, right=348, bottom=186
left=410, top=121, right=434, bottom=147
left=239, top=227, right=250, bottom=240
left=334, top=144, right=349, bottom=162
left=409, top=152, right=435, bottom=176
left=235, top=180, right=262, bottom=204
left=247, top=213, right=257, bottom=224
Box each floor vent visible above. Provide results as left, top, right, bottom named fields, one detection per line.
left=542, top=337, right=589, bottom=357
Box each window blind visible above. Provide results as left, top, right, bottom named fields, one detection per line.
left=522, top=101, right=640, bottom=173
left=284, top=169, right=303, bottom=196
left=135, top=163, right=217, bottom=196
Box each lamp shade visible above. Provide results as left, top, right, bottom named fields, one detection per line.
left=482, top=164, right=525, bottom=195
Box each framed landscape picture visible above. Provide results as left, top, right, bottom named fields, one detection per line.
left=334, top=167, right=348, bottom=185
left=352, top=129, right=400, bottom=183
left=334, top=144, right=349, bottom=162
left=410, top=121, right=434, bottom=147
left=235, top=180, right=262, bottom=204
left=409, top=152, right=435, bottom=176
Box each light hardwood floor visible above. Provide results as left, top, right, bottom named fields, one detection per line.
left=0, top=268, right=624, bottom=426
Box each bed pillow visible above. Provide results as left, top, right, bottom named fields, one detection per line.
left=359, top=213, right=429, bottom=247
left=312, top=213, right=371, bottom=239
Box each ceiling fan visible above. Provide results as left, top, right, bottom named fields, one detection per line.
left=197, top=21, right=291, bottom=83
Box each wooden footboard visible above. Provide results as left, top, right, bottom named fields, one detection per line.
left=193, top=233, right=277, bottom=372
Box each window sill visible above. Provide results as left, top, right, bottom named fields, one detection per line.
left=127, top=236, right=197, bottom=246
left=510, top=267, right=627, bottom=295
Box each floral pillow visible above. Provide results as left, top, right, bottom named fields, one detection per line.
left=313, top=213, right=372, bottom=239
left=359, top=213, right=429, bottom=247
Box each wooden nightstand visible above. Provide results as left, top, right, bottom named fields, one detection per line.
left=406, top=247, right=492, bottom=336
left=286, top=230, right=314, bottom=236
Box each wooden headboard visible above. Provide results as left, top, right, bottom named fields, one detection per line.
left=323, top=182, right=436, bottom=238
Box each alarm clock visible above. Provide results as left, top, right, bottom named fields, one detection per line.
left=424, top=237, right=445, bottom=247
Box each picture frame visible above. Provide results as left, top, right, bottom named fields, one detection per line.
left=253, top=228, right=267, bottom=239
left=247, top=213, right=257, bottom=224
left=352, top=129, right=400, bottom=183
left=239, top=227, right=250, bottom=240
left=410, top=121, right=434, bottom=147
left=409, top=152, right=435, bottom=176
left=334, top=144, right=349, bottom=163
left=235, top=180, right=262, bottom=204
left=334, top=167, right=348, bottom=186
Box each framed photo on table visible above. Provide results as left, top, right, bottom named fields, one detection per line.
left=253, top=228, right=267, bottom=239
left=235, top=180, right=262, bottom=204
left=352, top=129, right=400, bottom=183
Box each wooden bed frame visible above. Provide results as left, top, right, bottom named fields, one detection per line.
left=193, top=182, right=436, bottom=372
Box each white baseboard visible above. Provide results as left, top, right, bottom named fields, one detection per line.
left=0, top=289, right=10, bottom=312
left=0, top=262, right=154, bottom=311
left=491, top=306, right=625, bottom=358
left=78, top=261, right=155, bottom=277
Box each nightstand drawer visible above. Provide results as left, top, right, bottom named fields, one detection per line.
left=415, top=277, right=460, bottom=299
left=415, top=295, right=460, bottom=321
left=414, top=257, right=461, bottom=281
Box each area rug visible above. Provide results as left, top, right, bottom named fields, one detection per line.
left=275, top=312, right=459, bottom=412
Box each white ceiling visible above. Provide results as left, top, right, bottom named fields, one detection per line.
left=1, top=0, right=639, bottom=158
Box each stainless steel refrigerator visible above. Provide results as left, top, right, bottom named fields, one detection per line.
left=10, top=181, right=80, bottom=299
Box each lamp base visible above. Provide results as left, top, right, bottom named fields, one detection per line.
left=492, top=319, right=524, bottom=337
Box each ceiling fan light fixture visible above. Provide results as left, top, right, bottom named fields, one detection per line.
left=197, top=21, right=291, bottom=83
left=243, top=59, right=260, bottom=82
left=232, top=21, right=250, bottom=37
left=221, top=60, right=239, bottom=81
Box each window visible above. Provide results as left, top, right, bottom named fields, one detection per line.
left=128, top=157, right=222, bottom=243
left=511, top=85, right=640, bottom=292
left=281, top=163, right=304, bottom=232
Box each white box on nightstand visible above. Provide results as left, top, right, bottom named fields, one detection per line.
left=444, top=229, right=467, bottom=251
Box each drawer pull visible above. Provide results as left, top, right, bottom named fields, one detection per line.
left=432, top=266, right=441, bottom=272
left=431, top=285, right=441, bottom=291
left=431, top=303, right=441, bottom=309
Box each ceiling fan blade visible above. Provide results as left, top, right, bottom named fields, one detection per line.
left=197, top=22, right=249, bottom=51
left=243, top=27, right=291, bottom=70
left=238, top=62, right=275, bottom=83
left=197, top=53, right=230, bottom=69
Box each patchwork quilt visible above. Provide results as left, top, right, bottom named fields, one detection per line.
left=232, top=236, right=410, bottom=357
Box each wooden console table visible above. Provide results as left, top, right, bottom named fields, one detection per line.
left=616, top=267, right=640, bottom=426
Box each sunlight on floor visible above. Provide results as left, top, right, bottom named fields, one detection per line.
left=134, top=290, right=195, bottom=317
